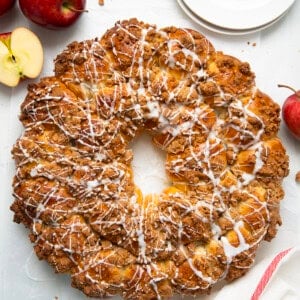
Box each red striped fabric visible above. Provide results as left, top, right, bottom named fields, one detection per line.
left=251, top=248, right=293, bottom=300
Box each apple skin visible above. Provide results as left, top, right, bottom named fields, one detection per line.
left=18, top=0, right=86, bottom=29
left=0, top=32, right=11, bottom=47
left=0, top=0, right=16, bottom=16
left=279, top=84, right=300, bottom=139
left=282, top=92, right=300, bottom=139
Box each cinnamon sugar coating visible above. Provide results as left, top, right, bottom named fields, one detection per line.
left=11, top=19, right=289, bottom=299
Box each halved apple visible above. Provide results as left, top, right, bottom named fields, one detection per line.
left=0, top=27, right=43, bottom=87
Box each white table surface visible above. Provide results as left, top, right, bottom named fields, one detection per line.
left=1, top=1, right=300, bottom=299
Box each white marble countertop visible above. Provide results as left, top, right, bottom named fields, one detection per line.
left=0, top=1, right=300, bottom=299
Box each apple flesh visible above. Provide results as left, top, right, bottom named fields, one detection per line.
left=0, top=27, right=43, bottom=87
left=278, top=84, right=300, bottom=139
left=18, top=0, right=87, bottom=29
left=0, top=0, right=16, bottom=16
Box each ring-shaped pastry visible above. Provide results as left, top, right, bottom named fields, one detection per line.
left=11, top=19, right=289, bottom=299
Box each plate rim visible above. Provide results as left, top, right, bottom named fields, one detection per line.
left=177, top=0, right=292, bottom=36
left=181, top=0, right=295, bottom=30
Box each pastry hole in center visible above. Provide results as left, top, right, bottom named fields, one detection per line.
left=131, top=133, right=170, bottom=195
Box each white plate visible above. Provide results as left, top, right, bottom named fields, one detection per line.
left=177, top=0, right=293, bottom=36
left=182, top=0, right=295, bottom=31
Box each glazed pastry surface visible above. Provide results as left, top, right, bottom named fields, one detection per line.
left=11, top=19, right=289, bottom=299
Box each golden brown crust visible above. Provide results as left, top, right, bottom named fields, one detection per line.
left=11, top=19, right=289, bottom=299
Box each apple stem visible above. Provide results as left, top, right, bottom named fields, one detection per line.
left=62, top=2, right=88, bottom=13
left=277, top=84, right=298, bottom=94
left=278, top=84, right=300, bottom=98
left=68, top=7, right=88, bottom=13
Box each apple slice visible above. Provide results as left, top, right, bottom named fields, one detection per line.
left=0, top=27, right=43, bottom=87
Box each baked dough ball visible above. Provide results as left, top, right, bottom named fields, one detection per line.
left=11, top=19, right=289, bottom=299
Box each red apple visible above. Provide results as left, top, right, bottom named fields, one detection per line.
left=18, top=0, right=87, bottom=29
left=0, top=0, right=16, bottom=16
left=278, top=84, right=300, bottom=139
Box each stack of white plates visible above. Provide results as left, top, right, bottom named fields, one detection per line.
left=177, top=0, right=295, bottom=35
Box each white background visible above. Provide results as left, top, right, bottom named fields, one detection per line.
left=0, top=1, right=300, bottom=299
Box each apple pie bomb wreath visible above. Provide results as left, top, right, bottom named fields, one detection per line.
left=11, top=19, right=289, bottom=299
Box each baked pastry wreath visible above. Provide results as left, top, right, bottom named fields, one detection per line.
left=11, top=19, right=289, bottom=299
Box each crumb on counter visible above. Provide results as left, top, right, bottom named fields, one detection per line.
left=296, top=171, right=300, bottom=182
left=99, top=0, right=104, bottom=5
left=247, top=41, right=257, bottom=47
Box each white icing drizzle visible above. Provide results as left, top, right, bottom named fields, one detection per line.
left=221, top=221, right=250, bottom=263
left=11, top=19, right=287, bottom=300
